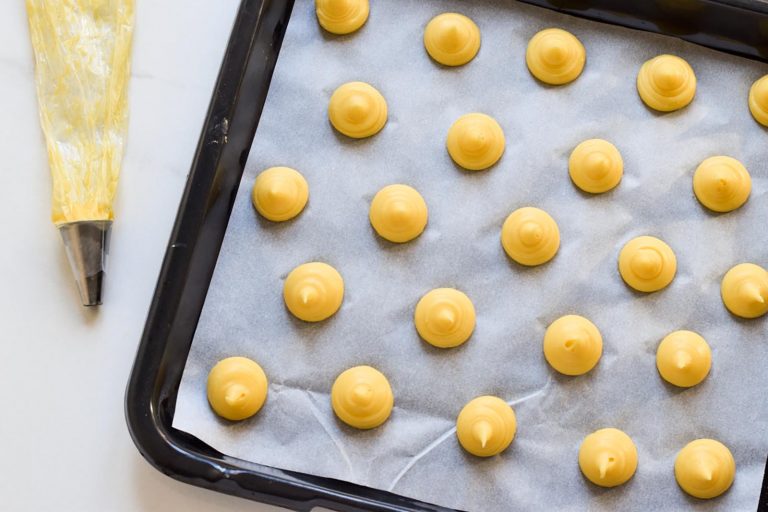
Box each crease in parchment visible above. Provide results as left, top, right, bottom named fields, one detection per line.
left=303, top=388, right=355, bottom=477
left=387, top=378, right=552, bottom=492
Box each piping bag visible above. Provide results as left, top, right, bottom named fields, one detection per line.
left=27, top=0, right=135, bottom=306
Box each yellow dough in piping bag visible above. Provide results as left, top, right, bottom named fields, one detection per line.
left=675, top=439, right=736, bottom=499
left=693, top=156, right=751, bottom=213
left=207, top=357, right=268, bottom=421
left=568, top=139, right=623, bottom=193
left=27, top=0, right=134, bottom=306
left=315, top=0, right=369, bottom=35
left=579, top=428, right=638, bottom=487
left=456, top=396, right=517, bottom=457
left=423, top=12, right=481, bottom=66
left=446, top=113, right=505, bottom=170
left=369, top=184, right=428, bottom=243
left=543, top=315, right=603, bottom=376
left=656, top=330, right=711, bottom=388
left=525, top=28, right=586, bottom=85
left=331, top=365, right=393, bottom=429
left=748, top=75, right=768, bottom=127
left=637, top=54, right=696, bottom=112
left=720, top=263, right=768, bottom=319
left=501, top=207, right=560, bottom=266
left=414, top=288, right=476, bottom=348
left=618, top=236, right=677, bottom=292
left=328, top=81, right=387, bottom=138
left=283, top=262, right=344, bottom=322
left=252, top=167, right=309, bottom=221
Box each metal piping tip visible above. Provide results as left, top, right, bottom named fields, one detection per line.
left=58, top=220, right=111, bottom=306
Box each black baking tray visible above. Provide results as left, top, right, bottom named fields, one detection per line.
left=126, top=1, right=768, bottom=510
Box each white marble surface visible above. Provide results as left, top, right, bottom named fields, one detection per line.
left=0, top=1, right=285, bottom=510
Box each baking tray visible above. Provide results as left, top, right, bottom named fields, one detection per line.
left=125, top=1, right=768, bottom=510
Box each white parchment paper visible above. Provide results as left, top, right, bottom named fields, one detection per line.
left=174, top=1, right=768, bottom=509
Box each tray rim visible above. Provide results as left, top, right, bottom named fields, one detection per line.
left=125, top=1, right=768, bottom=511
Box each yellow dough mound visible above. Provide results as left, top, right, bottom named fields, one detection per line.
left=637, top=54, right=696, bottom=112
left=283, top=262, right=344, bottom=322
left=446, top=113, right=505, bottom=171
left=543, top=315, right=603, bottom=376
left=568, top=139, right=623, bottom=194
left=675, top=439, right=736, bottom=499
left=456, top=396, right=517, bottom=457
left=251, top=166, right=309, bottom=222
left=656, top=330, right=711, bottom=388
left=207, top=356, right=268, bottom=421
left=501, top=207, right=560, bottom=266
left=748, top=75, right=768, bottom=127
left=525, top=28, right=586, bottom=85
left=721, top=263, right=768, bottom=319
left=579, top=428, right=638, bottom=488
left=315, top=0, right=369, bottom=35
left=331, top=365, right=393, bottom=429
left=328, top=81, right=387, bottom=139
left=414, top=288, right=476, bottom=348
left=369, top=184, right=428, bottom=243
left=693, top=156, right=751, bottom=213
left=618, top=236, right=677, bottom=292
left=423, top=12, right=481, bottom=67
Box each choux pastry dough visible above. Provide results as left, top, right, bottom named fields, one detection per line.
left=568, top=139, right=623, bottom=194
left=315, top=0, right=369, bottom=35
left=252, top=167, right=309, bottom=222
left=369, top=184, right=428, bottom=243
left=618, top=236, right=677, bottom=292
left=501, top=207, right=560, bottom=266
left=637, top=54, right=696, bottom=112
left=656, top=330, right=711, bottom=388
left=328, top=81, right=387, bottom=138
left=721, top=263, right=768, bottom=319
left=693, top=156, right=751, bottom=213
left=423, top=12, right=481, bottom=67
left=207, top=357, right=268, bottom=421
left=675, top=439, right=736, bottom=499
left=579, top=428, right=638, bottom=487
left=414, top=288, right=476, bottom=348
left=525, top=28, right=586, bottom=85
left=748, top=75, right=768, bottom=127
left=283, top=262, right=344, bottom=322
left=456, top=396, right=517, bottom=457
left=331, top=365, right=393, bottom=429
left=446, top=113, right=505, bottom=171
left=543, top=315, right=603, bottom=376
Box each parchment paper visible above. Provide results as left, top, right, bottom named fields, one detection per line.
left=174, top=1, right=768, bottom=510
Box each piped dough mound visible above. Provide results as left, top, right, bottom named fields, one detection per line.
left=207, top=357, right=268, bottom=421
left=446, top=113, right=505, bottom=171
left=331, top=365, right=393, bottom=429
left=618, top=235, right=677, bottom=292
left=424, top=12, right=481, bottom=66
left=252, top=166, right=309, bottom=221
left=675, top=439, right=736, bottom=499
left=501, top=207, right=560, bottom=266
left=693, top=156, right=751, bottom=213
left=579, top=428, right=638, bottom=488
left=456, top=396, right=517, bottom=457
left=328, top=81, right=387, bottom=138
left=637, top=54, right=696, bottom=112
left=526, top=28, right=586, bottom=85
left=315, top=0, right=369, bottom=35
left=283, top=262, right=344, bottom=322
left=568, top=139, right=623, bottom=194
left=369, top=184, right=428, bottom=243
left=414, top=287, right=476, bottom=348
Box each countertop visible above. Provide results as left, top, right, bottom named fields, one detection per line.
left=0, top=1, right=285, bottom=510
